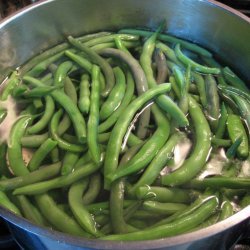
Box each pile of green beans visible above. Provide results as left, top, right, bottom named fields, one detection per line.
left=0, top=27, right=249, bottom=241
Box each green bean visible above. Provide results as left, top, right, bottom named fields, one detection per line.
left=0, top=190, right=21, bottom=215
left=205, top=74, right=220, bottom=131
left=104, top=83, right=171, bottom=189
left=23, top=76, right=87, bottom=142
left=114, top=37, right=131, bottom=55
left=156, top=42, right=180, bottom=65
left=154, top=48, right=169, bottom=84
left=26, top=52, right=64, bottom=77
left=119, top=29, right=212, bottom=57
left=82, top=173, right=101, bottom=205
left=33, top=98, right=43, bottom=109
left=0, top=162, right=61, bottom=191
left=13, top=161, right=102, bottom=195
left=78, top=74, right=90, bottom=115
left=83, top=34, right=139, bottom=47
left=21, top=85, right=60, bottom=98
left=57, top=113, right=71, bottom=136
left=77, top=31, right=113, bottom=43
left=109, top=104, right=170, bottom=183
left=16, top=195, right=48, bottom=226
left=126, top=132, right=143, bottom=147
left=226, top=136, right=243, bottom=159
left=227, top=114, right=249, bottom=159
left=86, top=200, right=135, bottom=214
left=7, top=116, right=31, bottom=176
left=28, top=138, right=58, bottom=171
left=21, top=132, right=49, bottom=148
left=175, top=44, right=220, bottom=75
left=192, top=72, right=207, bottom=108
left=27, top=96, right=55, bottom=134
left=142, top=201, right=187, bottom=215
left=139, top=28, right=189, bottom=127
left=61, top=152, right=80, bottom=176
left=69, top=178, right=100, bottom=236
left=100, top=67, right=126, bottom=121
left=98, top=71, right=135, bottom=133
left=135, top=186, right=193, bottom=204
left=64, top=77, right=78, bottom=104
left=87, top=65, right=101, bottom=163
left=35, top=193, right=90, bottom=237
left=215, top=103, right=228, bottom=139
left=211, top=137, right=232, bottom=148
left=54, top=61, right=73, bottom=86
left=151, top=194, right=216, bottom=227
left=0, top=71, right=19, bottom=101
left=110, top=143, right=143, bottom=234
left=219, top=200, right=234, bottom=221
left=230, top=93, right=250, bottom=137
left=68, top=36, right=115, bottom=97
left=188, top=177, right=250, bottom=189
left=98, top=48, right=150, bottom=139
left=0, top=144, right=11, bottom=178
left=50, top=109, right=87, bottom=152
left=101, top=196, right=218, bottom=240
left=218, top=85, right=250, bottom=103
left=50, top=147, right=60, bottom=163
left=161, top=96, right=211, bottom=186
left=223, top=67, right=249, bottom=93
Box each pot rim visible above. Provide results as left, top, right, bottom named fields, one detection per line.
left=0, top=0, right=250, bottom=249
left=1, top=205, right=250, bottom=249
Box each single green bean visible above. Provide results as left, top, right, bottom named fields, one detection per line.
left=0, top=191, right=21, bottom=215
left=98, top=71, right=135, bottom=133
left=135, top=186, right=193, bottom=204
left=142, top=201, right=187, bottom=215
left=205, top=74, right=220, bottom=131
left=54, top=61, right=73, bottom=86
left=21, top=132, right=49, bottom=148
left=175, top=44, right=220, bottom=74
left=100, top=67, right=126, bottom=121
left=0, top=71, right=19, bottom=101
left=82, top=173, right=101, bottom=205
left=28, top=138, right=58, bottom=171
left=7, top=116, right=31, bottom=176
left=68, top=178, right=100, bottom=236
left=87, top=65, right=101, bottom=163
left=223, top=67, right=249, bottom=93
left=78, top=74, right=90, bottom=115
left=0, top=162, right=61, bottom=191
left=27, top=96, right=55, bottom=134
left=188, top=177, right=250, bottom=189
left=35, top=193, right=89, bottom=237
left=13, top=161, right=102, bottom=195
left=215, top=103, right=228, bottom=139
left=25, top=52, right=64, bottom=77
left=61, top=152, right=80, bottom=176
left=192, top=72, right=207, bottom=108
left=227, top=114, right=249, bottom=159
left=161, top=96, right=211, bottom=186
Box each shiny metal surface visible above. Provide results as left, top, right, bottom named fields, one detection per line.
left=0, top=0, right=249, bottom=83
left=0, top=0, right=250, bottom=249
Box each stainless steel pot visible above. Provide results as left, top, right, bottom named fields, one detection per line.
left=0, top=0, right=250, bottom=249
